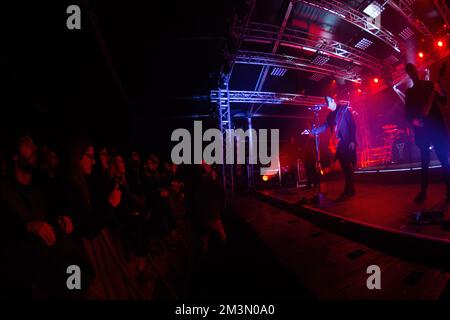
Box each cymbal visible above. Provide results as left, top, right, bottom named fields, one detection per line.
left=382, top=124, right=398, bottom=130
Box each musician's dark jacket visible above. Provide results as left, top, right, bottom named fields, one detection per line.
left=316, top=104, right=357, bottom=165
left=405, top=80, right=447, bottom=147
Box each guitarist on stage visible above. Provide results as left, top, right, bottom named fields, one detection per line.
left=311, top=96, right=357, bottom=201
left=404, top=63, right=449, bottom=203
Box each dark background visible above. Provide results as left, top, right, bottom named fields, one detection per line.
left=0, top=1, right=239, bottom=158
left=1, top=1, right=450, bottom=163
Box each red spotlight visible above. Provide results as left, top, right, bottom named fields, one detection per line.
left=418, top=52, right=424, bottom=58
left=357, top=89, right=362, bottom=93
left=437, top=40, right=444, bottom=47
left=373, top=77, right=379, bottom=84
left=262, top=175, right=269, bottom=182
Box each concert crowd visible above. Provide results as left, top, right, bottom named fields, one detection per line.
left=0, top=132, right=227, bottom=299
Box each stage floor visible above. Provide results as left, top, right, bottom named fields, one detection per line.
left=231, top=196, right=450, bottom=299
left=258, top=180, right=450, bottom=242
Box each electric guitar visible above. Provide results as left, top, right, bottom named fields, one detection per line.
left=328, top=134, right=338, bottom=154
left=301, top=106, right=348, bottom=154
left=330, top=105, right=350, bottom=154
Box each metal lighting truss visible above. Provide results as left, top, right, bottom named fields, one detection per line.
left=294, top=0, right=401, bottom=52
left=372, top=0, right=450, bottom=95
left=216, top=0, right=256, bottom=196
left=211, top=90, right=348, bottom=107
left=251, top=2, right=294, bottom=114
left=236, top=50, right=361, bottom=82
left=240, top=22, right=384, bottom=71
left=253, top=3, right=293, bottom=89
left=370, top=47, right=450, bottom=96
left=433, top=0, right=450, bottom=29
left=228, top=0, right=257, bottom=75
left=217, top=83, right=235, bottom=196
left=387, top=0, right=433, bottom=38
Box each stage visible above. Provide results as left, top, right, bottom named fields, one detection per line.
left=259, top=180, right=450, bottom=241
left=355, top=159, right=444, bottom=172
left=231, top=195, right=450, bottom=299
left=256, top=165, right=450, bottom=274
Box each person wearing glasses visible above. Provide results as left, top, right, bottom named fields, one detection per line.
left=61, top=137, right=148, bottom=299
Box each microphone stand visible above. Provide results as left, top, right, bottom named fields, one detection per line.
left=309, top=106, right=325, bottom=207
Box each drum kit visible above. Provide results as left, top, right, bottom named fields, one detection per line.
left=382, top=124, right=404, bottom=143
left=381, top=124, right=411, bottom=163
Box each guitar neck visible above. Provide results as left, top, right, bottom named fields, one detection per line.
left=423, top=62, right=447, bottom=116
left=423, top=89, right=437, bottom=116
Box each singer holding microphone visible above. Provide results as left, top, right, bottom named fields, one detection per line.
left=310, top=96, right=357, bottom=201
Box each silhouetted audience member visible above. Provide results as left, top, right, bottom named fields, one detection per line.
left=0, top=132, right=200, bottom=299
left=61, top=137, right=144, bottom=299
left=193, top=163, right=226, bottom=255
left=36, top=145, right=65, bottom=218
left=141, top=154, right=171, bottom=232
left=0, top=134, right=90, bottom=299
left=98, top=146, right=110, bottom=174
left=92, top=146, right=115, bottom=201
left=142, top=153, right=164, bottom=190
left=109, top=152, right=150, bottom=256
left=167, top=164, right=185, bottom=220
left=163, top=163, right=186, bottom=244
left=128, top=151, right=142, bottom=184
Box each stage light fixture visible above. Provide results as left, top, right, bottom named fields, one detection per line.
left=363, top=1, right=385, bottom=19
left=437, top=40, right=444, bottom=47
left=399, top=27, right=414, bottom=41
left=418, top=52, right=424, bottom=58
left=373, top=77, right=379, bottom=84
left=271, top=67, right=287, bottom=77
left=355, top=38, right=373, bottom=50
left=310, top=74, right=325, bottom=82
left=262, top=175, right=269, bottom=182
left=311, top=55, right=330, bottom=66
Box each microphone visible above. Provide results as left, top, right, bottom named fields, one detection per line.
left=308, top=104, right=325, bottom=111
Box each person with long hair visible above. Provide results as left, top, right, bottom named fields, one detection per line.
left=61, top=137, right=145, bottom=299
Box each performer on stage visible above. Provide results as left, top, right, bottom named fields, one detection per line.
left=404, top=63, right=450, bottom=203
left=311, top=96, right=357, bottom=201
